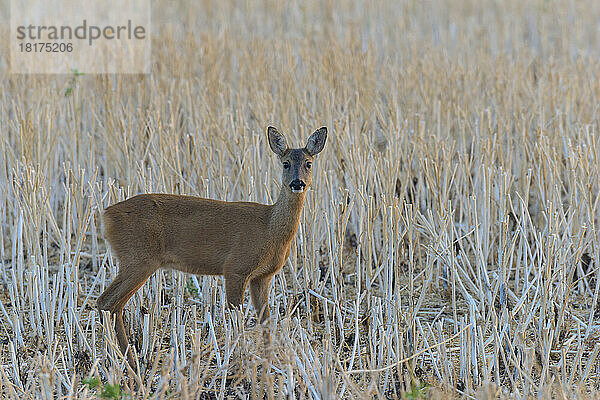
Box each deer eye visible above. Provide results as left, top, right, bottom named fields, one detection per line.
left=306, top=161, right=312, bottom=169
left=283, top=161, right=290, bottom=169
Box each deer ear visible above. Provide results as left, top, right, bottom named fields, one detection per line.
left=305, top=127, right=327, bottom=156
left=267, top=126, right=287, bottom=157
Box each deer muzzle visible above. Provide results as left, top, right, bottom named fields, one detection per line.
left=289, top=179, right=306, bottom=193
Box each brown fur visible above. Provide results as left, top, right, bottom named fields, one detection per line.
left=97, top=126, right=327, bottom=364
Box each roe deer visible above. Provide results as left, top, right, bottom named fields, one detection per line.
left=97, top=126, right=327, bottom=363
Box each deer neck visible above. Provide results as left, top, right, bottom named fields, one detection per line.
left=270, top=187, right=306, bottom=242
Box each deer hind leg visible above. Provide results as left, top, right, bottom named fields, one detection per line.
left=97, top=263, right=157, bottom=363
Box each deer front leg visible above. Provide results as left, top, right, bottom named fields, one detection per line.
left=250, top=275, right=273, bottom=347
left=250, top=275, right=272, bottom=324
left=224, top=273, right=248, bottom=310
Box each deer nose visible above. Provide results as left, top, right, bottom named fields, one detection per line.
left=289, top=179, right=306, bottom=192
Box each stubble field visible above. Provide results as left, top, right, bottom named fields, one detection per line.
left=2, top=0, right=600, bottom=398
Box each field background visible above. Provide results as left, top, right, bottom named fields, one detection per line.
left=2, top=0, right=600, bottom=398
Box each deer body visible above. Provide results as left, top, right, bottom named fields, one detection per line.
left=98, top=127, right=327, bottom=363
